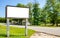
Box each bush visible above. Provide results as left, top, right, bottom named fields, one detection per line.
left=0, top=17, right=6, bottom=23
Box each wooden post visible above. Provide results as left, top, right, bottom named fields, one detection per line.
left=25, top=19, right=28, bottom=36
left=7, top=19, right=10, bottom=38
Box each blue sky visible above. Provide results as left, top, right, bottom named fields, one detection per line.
left=0, top=0, right=46, bottom=17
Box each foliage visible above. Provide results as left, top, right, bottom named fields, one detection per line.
left=32, top=3, right=40, bottom=25
left=1, top=0, right=60, bottom=26
left=43, top=0, right=60, bottom=26
left=27, top=3, right=33, bottom=25
left=0, top=17, right=6, bottom=23
left=16, top=3, right=26, bottom=8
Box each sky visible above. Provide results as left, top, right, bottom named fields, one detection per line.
left=0, top=0, right=46, bottom=17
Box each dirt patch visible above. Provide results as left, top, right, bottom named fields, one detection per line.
left=30, top=32, right=60, bottom=38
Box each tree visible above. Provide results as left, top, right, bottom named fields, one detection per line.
left=27, top=3, right=33, bottom=25
left=32, top=2, right=40, bottom=25
left=44, top=0, right=59, bottom=26
left=0, top=17, right=6, bottom=23
left=16, top=3, right=26, bottom=7
left=54, top=0, right=60, bottom=26
left=40, top=9, right=47, bottom=26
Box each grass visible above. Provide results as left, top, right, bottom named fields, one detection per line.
left=0, top=25, right=35, bottom=38
left=39, top=24, right=60, bottom=27
left=30, top=24, right=60, bottom=28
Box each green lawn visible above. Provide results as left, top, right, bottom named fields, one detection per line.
left=0, top=25, right=35, bottom=38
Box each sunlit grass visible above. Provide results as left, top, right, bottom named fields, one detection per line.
left=0, top=25, right=35, bottom=38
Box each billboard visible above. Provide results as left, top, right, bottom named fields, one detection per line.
left=6, top=6, right=29, bottom=18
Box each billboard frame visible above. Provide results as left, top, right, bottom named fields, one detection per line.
left=5, top=5, right=29, bottom=19
left=5, top=5, right=29, bottom=38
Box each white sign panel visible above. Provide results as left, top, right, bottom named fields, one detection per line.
left=6, top=6, right=29, bottom=18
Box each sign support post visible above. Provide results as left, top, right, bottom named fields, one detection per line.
left=7, top=19, right=10, bottom=38
left=25, top=19, right=28, bottom=36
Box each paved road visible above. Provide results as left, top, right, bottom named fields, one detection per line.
left=28, top=26, right=60, bottom=36
left=0, top=23, right=60, bottom=36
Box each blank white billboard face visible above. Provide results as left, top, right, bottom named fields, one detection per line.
left=6, top=6, right=29, bottom=18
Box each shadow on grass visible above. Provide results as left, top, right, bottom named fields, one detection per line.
left=0, top=34, right=26, bottom=37
left=0, top=34, right=7, bottom=37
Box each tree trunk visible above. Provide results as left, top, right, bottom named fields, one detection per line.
left=56, top=21, right=58, bottom=27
